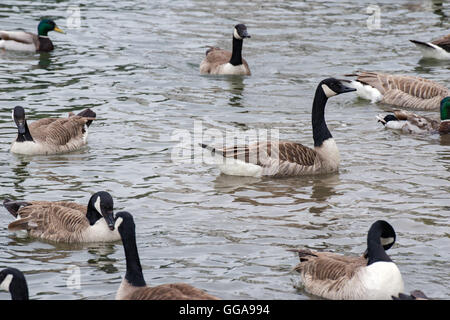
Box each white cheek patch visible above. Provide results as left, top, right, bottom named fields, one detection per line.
left=114, top=217, right=123, bottom=229
left=233, top=28, right=242, bottom=40
left=381, top=237, right=395, bottom=246
left=0, top=274, right=13, bottom=292
left=11, top=109, right=15, bottom=122
left=321, top=84, right=337, bottom=98
left=94, top=196, right=102, bottom=214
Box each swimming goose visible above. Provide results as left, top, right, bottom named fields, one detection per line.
left=10, top=106, right=96, bottom=155
left=0, top=268, right=29, bottom=300
left=290, top=220, right=404, bottom=300
left=344, top=71, right=450, bottom=111
left=376, top=97, right=450, bottom=134
left=3, top=191, right=120, bottom=243
left=410, top=34, right=450, bottom=60
left=200, top=24, right=251, bottom=75
left=200, top=78, right=356, bottom=177
left=114, top=211, right=219, bottom=300
left=0, top=19, right=64, bottom=52
left=392, top=290, right=430, bottom=300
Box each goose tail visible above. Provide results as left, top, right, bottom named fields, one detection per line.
left=199, top=143, right=224, bottom=157
left=3, top=199, right=29, bottom=218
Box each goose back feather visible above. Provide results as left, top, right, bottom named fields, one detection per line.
left=346, top=72, right=449, bottom=110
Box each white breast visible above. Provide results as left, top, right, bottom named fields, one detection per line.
left=10, top=141, right=44, bottom=155
left=314, top=138, right=340, bottom=173
left=217, top=63, right=248, bottom=75
left=81, top=219, right=121, bottom=242
left=360, top=261, right=404, bottom=300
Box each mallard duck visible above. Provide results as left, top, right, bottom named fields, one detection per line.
left=344, top=71, right=449, bottom=111
left=0, top=19, right=64, bottom=52
left=200, top=24, right=251, bottom=75
left=376, top=97, right=450, bottom=134
left=0, top=268, right=29, bottom=300
left=3, top=191, right=120, bottom=243
left=410, top=34, right=450, bottom=60
left=200, top=78, right=356, bottom=177
left=290, top=220, right=404, bottom=300
left=10, top=106, right=96, bottom=155
left=114, top=211, right=220, bottom=300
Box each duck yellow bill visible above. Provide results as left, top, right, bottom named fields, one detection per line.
left=54, top=26, right=65, bottom=34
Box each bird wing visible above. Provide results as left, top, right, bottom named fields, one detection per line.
left=0, top=31, right=37, bottom=45
left=8, top=202, right=89, bottom=242
left=29, top=116, right=93, bottom=146
left=125, top=283, right=219, bottom=300
left=432, top=34, right=450, bottom=52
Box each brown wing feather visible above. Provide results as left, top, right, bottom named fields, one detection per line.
left=221, top=141, right=316, bottom=167
left=432, top=34, right=450, bottom=51
left=355, top=72, right=449, bottom=98
left=8, top=202, right=89, bottom=242
left=124, top=283, right=219, bottom=300
left=29, top=116, right=91, bottom=146
left=293, top=249, right=366, bottom=281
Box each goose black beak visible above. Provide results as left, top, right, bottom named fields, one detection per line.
left=103, top=211, right=115, bottom=231
left=339, top=85, right=357, bottom=94
left=17, top=122, right=26, bottom=134
left=241, top=30, right=251, bottom=38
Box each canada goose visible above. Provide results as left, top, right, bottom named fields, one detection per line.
left=376, top=97, right=450, bottom=134
left=410, top=34, right=450, bottom=60
left=114, top=211, right=219, bottom=300
left=200, top=24, right=251, bottom=75
left=392, top=290, right=430, bottom=300
left=200, top=78, right=356, bottom=177
left=344, top=71, right=450, bottom=111
left=0, top=268, right=29, bottom=300
left=290, top=220, right=404, bottom=300
left=0, top=19, right=64, bottom=52
left=3, top=191, right=121, bottom=243
left=10, top=106, right=96, bottom=155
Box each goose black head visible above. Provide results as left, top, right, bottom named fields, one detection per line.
left=88, top=191, right=115, bottom=230
left=115, top=211, right=135, bottom=240
left=233, top=24, right=250, bottom=40
left=12, top=106, right=26, bottom=135
left=320, top=78, right=356, bottom=98
left=364, top=220, right=396, bottom=261
left=0, top=267, right=29, bottom=300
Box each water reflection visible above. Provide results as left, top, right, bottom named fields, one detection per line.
left=225, top=75, right=245, bottom=108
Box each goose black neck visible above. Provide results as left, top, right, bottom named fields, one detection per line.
left=367, top=229, right=392, bottom=265
left=123, top=231, right=146, bottom=287
left=16, top=121, right=33, bottom=142
left=86, top=203, right=102, bottom=226
left=312, top=85, right=332, bottom=147
left=10, top=277, right=29, bottom=300
left=229, top=37, right=244, bottom=66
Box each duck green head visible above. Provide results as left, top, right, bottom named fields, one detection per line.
left=37, top=19, right=64, bottom=36
left=441, top=97, right=450, bottom=121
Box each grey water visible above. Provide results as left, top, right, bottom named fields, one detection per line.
left=0, top=0, right=449, bottom=300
